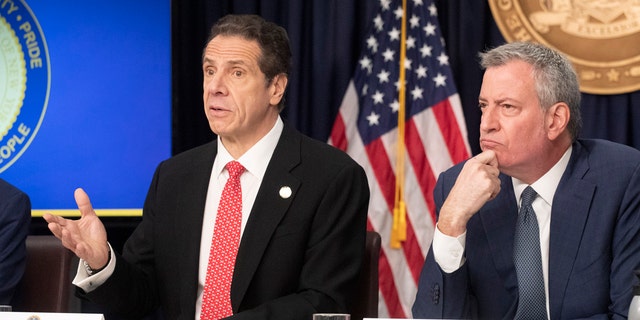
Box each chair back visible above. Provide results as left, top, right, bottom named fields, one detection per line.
left=351, top=230, right=381, bottom=320
left=12, top=235, right=80, bottom=312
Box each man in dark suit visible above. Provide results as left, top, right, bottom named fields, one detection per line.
left=412, top=41, right=640, bottom=319
left=44, top=14, right=369, bottom=319
left=0, top=178, right=31, bottom=305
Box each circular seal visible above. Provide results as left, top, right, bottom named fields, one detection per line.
left=0, top=0, right=49, bottom=173
left=489, top=0, right=640, bottom=94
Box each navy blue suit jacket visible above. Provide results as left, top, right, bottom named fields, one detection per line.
left=80, top=123, right=370, bottom=320
left=413, top=139, right=640, bottom=319
left=0, top=178, right=31, bottom=305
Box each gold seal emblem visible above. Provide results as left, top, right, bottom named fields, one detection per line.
left=489, top=0, right=640, bottom=94
left=0, top=15, right=27, bottom=140
left=0, top=0, right=49, bottom=173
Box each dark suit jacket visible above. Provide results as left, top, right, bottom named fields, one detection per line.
left=80, top=123, right=369, bottom=319
left=0, top=178, right=31, bottom=304
left=412, top=139, right=640, bottom=320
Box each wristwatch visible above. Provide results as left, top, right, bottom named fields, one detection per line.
left=83, top=246, right=111, bottom=276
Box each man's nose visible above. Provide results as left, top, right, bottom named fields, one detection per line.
left=204, top=74, right=227, bottom=95
left=480, top=106, right=498, bottom=133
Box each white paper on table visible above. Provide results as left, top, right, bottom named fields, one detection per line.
left=0, top=312, right=104, bottom=320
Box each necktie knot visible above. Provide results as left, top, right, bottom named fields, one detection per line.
left=520, top=186, right=537, bottom=208
left=226, top=161, right=245, bottom=180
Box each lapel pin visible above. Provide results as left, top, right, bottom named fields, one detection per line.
left=279, top=186, right=292, bottom=199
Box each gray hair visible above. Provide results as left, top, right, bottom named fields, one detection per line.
left=479, top=42, right=582, bottom=139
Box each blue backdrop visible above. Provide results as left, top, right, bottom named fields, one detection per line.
left=0, top=1, right=171, bottom=213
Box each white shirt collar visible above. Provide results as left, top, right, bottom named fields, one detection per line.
left=213, top=116, right=284, bottom=180
left=512, top=145, right=573, bottom=206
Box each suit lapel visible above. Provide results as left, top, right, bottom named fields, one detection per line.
left=230, top=124, right=302, bottom=310
left=548, top=143, right=595, bottom=319
left=175, top=142, right=217, bottom=318
left=479, top=176, right=520, bottom=295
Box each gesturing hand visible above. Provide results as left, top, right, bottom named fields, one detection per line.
left=43, top=188, right=110, bottom=270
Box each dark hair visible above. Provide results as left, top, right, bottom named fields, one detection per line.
left=205, top=14, right=292, bottom=110
left=479, top=42, right=582, bottom=140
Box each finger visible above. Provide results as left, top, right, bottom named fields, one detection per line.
left=74, top=188, right=97, bottom=218
left=473, top=150, right=498, bottom=167
left=43, top=214, right=66, bottom=234
left=487, top=164, right=501, bottom=177
left=488, top=183, right=502, bottom=201
left=46, top=222, right=63, bottom=238
left=42, top=213, right=66, bottom=229
left=42, top=213, right=60, bottom=224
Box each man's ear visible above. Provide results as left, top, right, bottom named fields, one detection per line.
left=546, top=102, right=570, bottom=140
left=269, top=74, right=288, bottom=106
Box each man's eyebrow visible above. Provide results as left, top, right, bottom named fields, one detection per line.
left=494, top=98, right=508, bottom=105
left=202, top=57, right=247, bottom=66
left=478, top=97, right=515, bottom=104
left=226, top=59, right=249, bottom=67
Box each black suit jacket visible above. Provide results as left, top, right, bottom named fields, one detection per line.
left=413, top=139, right=640, bottom=319
left=0, top=178, right=31, bottom=305
left=82, top=123, right=370, bottom=319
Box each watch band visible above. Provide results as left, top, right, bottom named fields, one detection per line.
left=83, top=246, right=111, bottom=276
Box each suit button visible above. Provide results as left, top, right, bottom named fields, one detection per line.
left=432, top=283, right=440, bottom=305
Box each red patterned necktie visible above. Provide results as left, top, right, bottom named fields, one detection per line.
left=200, top=161, right=245, bottom=320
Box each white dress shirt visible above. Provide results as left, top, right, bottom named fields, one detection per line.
left=432, top=146, right=572, bottom=318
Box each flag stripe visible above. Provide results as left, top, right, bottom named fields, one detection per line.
left=378, top=241, right=408, bottom=318
left=329, top=113, right=348, bottom=151
left=367, top=218, right=408, bottom=318
left=432, top=98, right=471, bottom=163
left=365, top=134, right=421, bottom=316
left=365, top=136, right=424, bottom=282
left=405, top=117, right=438, bottom=224
left=364, top=139, right=396, bottom=209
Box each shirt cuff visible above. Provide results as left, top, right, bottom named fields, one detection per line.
left=72, top=242, right=116, bottom=292
left=432, top=223, right=466, bottom=273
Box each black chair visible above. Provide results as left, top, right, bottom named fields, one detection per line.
left=12, top=235, right=81, bottom=312
left=351, top=230, right=381, bottom=320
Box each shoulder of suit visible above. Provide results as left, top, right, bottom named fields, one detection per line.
left=0, top=178, right=26, bottom=196
left=161, top=141, right=217, bottom=167
left=577, top=138, right=640, bottom=161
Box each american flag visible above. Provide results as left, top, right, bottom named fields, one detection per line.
left=328, top=0, right=471, bottom=317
